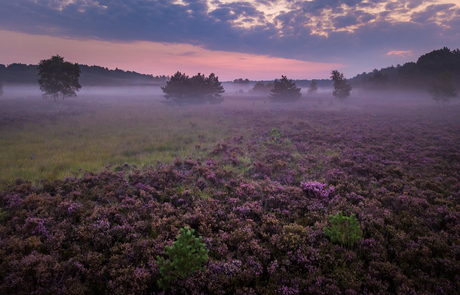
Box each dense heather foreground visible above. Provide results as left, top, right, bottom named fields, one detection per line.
left=0, top=92, right=460, bottom=294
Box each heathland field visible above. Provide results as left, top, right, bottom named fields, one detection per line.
left=0, top=89, right=459, bottom=294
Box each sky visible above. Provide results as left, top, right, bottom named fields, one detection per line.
left=0, top=0, right=459, bottom=81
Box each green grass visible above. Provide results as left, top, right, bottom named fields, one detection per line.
left=0, top=95, right=254, bottom=188
left=0, top=90, right=344, bottom=189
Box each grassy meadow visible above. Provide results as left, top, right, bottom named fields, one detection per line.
left=0, top=91, right=258, bottom=188
left=0, top=87, right=353, bottom=188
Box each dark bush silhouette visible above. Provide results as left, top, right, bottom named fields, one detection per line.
left=37, top=55, right=81, bottom=108
left=162, top=72, right=224, bottom=104
left=251, top=81, right=273, bottom=93
left=269, top=75, right=302, bottom=102
left=0, top=81, right=3, bottom=96
left=331, top=70, right=352, bottom=99
left=428, top=72, right=458, bottom=104
left=307, top=80, right=318, bottom=94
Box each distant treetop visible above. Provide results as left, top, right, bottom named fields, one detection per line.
left=233, top=78, right=250, bottom=84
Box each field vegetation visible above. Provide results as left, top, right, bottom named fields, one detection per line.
left=0, top=89, right=459, bottom=294
left=0, top=94, right=249, bottom=187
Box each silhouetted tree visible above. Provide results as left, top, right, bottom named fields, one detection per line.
left=37, top=55, right=81, bottom=108
left=307, top=80, right=318, bottom=94
left=428, top=72, right=457, bottom=104
left=0, top=81, right=3, bottom=96
left=269, top=75, right=302, bottom=102
left=162, top=71, right=224, bottom=104
left=331, top=70, right=352, bottom=99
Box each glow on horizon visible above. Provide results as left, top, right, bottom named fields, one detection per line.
left=0, top=30, right=342, bottom=81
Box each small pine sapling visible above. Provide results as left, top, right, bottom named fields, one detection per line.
left=323, top=211, right=362, bottom=249
left=155, top=227, right=209, bottom=289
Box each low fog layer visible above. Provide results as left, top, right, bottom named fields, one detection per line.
left=224, top=82, right=333, bottom=95
left=1, top=83, right=457, bottom=111
left=2, top=84, right=164, bottom=97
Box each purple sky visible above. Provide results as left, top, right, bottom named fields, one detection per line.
left=0, top=0, right=459, bottom=80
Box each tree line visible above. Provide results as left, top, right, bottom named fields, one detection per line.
left=25, top=55, right=351, bottom=106
left=0, top=54, right=359, bottom=104
left=0, top=63, right=167, bottom=86
left=2, top=48, right=457, bottom=104
left=352, top=47, right=460, bottom=91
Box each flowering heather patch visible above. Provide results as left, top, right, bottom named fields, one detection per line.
left=1, top=104, right=460, bottom=294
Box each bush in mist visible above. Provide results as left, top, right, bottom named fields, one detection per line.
left=269, top=75, right=302, bottom=102
left=251, top=81, right=273, bottom=93
left=331, top=70, right=352, bottom=99
left=428, top=72, right=457, bottom=104
left=0, top=81, right=3, bottom=96
left=307, top=80, right=318, bottom=94
left=162, top=71, right=224, bottom=104
left=37, top=55, right=81, bottom=108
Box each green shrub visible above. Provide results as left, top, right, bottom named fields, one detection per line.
left=155, top=227, right=209, bottom=289
left=269, top=128, right=282, bottom=138
left=324, top=211, right=362, bottom=249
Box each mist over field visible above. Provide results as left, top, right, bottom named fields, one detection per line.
left=1, top=82, right=446, bottom=106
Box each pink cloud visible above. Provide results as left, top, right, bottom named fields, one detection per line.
left=386, top=50, right=413, bottom=57
left=0, top=30, right=342, bottom=80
